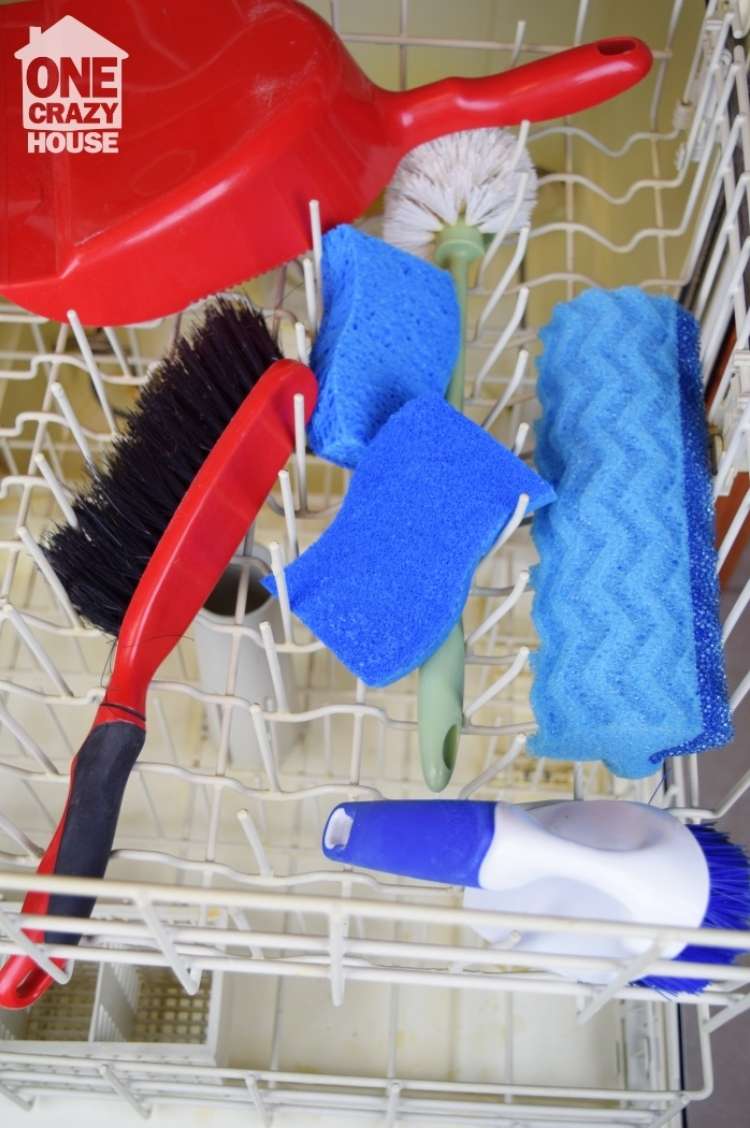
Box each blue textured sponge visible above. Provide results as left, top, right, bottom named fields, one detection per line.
left=531, top=287, right=733, bottom=779
left=308, top=225, right=460, bottom=468
left=265, top=394, right=554, bottom=687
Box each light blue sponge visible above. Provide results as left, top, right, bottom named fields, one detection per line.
left=265, top=394, right=554, bottom=687
left=531, top=287, right=733, bottom=779
left=308, top=225, right=460, bottom=468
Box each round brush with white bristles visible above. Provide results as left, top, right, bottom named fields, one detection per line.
left=384, top=127, right=537, bottom=408
left=384, top=128, right=537, bottom=792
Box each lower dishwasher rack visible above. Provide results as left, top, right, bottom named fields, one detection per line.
left=1, top=1, right=750, bottom=1125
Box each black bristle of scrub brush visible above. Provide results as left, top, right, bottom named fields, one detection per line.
left=45, top=298, right=281, bottom=636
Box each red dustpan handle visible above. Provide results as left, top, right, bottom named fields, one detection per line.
left=389, top=37, right=652, bottom=148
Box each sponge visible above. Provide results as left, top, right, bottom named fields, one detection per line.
left=531, top=287, right=733, bottom=779
left=308, top=225, right=460, bottom=468
left=266, top=394, right=554, bottom=687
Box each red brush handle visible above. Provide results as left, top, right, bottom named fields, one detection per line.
left=0, top=360, right=318, bottom=1009
left=0, top=720, right=145, bottom=1009
left=389, top=38, right=652, bottom=147
left=104, top=359, right=317, bottom=716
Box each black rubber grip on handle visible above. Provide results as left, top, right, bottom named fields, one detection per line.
left=45, top=721, right=145, bottom=944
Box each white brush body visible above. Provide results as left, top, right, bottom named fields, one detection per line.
left=464, top=800, right=709, bottom=982
left=384, top=128, right=537, bottom=257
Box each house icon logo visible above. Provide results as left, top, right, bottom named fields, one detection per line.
left=14, top=16, right=127, bottom=154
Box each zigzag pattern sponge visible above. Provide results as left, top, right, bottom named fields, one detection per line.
left=308, top=225, right=460, bottom=468
left=531, top=287, right=733, bottom=779
left=266, top=394, right=554, bottom=687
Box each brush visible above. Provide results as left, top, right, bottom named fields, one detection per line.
left=0, top=300, right=317, bottom=1009
left=384, top=127, right=537, bottom=409
left=383, top=128, right=537, bottom=790
left=323, top=799, right=750, bottom=994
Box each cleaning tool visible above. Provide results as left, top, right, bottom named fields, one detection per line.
left=0, top=0, right=651, bottom=325
left=531, top=288, right=733, bottom=778
left=384, top=127, right=536, bottom=788
left=264, top=394, right=554, bottom=688
left=0, top=301, right=317, bottom=1008
left=417, top=623, right=467, bottom=791
left=384, top=127, right=537, bottom=409
left=323, top=799, right=750, bottom=994
left=308, top=225, right=460, bottom=469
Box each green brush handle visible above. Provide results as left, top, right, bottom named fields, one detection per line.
left=418, top=621, right=465, bottom=791
left=417, top=222, right=485, bottom=791
left=435, top=222, right=485, bottom=410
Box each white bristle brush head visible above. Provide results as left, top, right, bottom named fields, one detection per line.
left=383, top=128, right=537, bottom=258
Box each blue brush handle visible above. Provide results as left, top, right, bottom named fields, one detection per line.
left=322, top=800, right=496, bottom=886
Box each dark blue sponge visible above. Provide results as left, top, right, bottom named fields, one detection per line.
left=265, top=395, right=555, bottom=687
left=308, top=225, right=460, bottom=468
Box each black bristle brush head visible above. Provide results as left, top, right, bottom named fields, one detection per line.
left=46, top=298, right=281, bottom=636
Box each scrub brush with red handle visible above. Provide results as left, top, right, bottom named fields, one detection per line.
left=0, top=300, right=317, bottom=1009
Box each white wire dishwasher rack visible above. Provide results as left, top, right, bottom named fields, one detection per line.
left=1, top=1, right=750, bottom=1124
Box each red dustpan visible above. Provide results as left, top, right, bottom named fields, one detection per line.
left=0, top=0, right=652, bottom=325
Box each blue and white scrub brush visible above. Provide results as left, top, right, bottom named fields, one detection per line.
left=323, top=798, right=750, bottom=994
